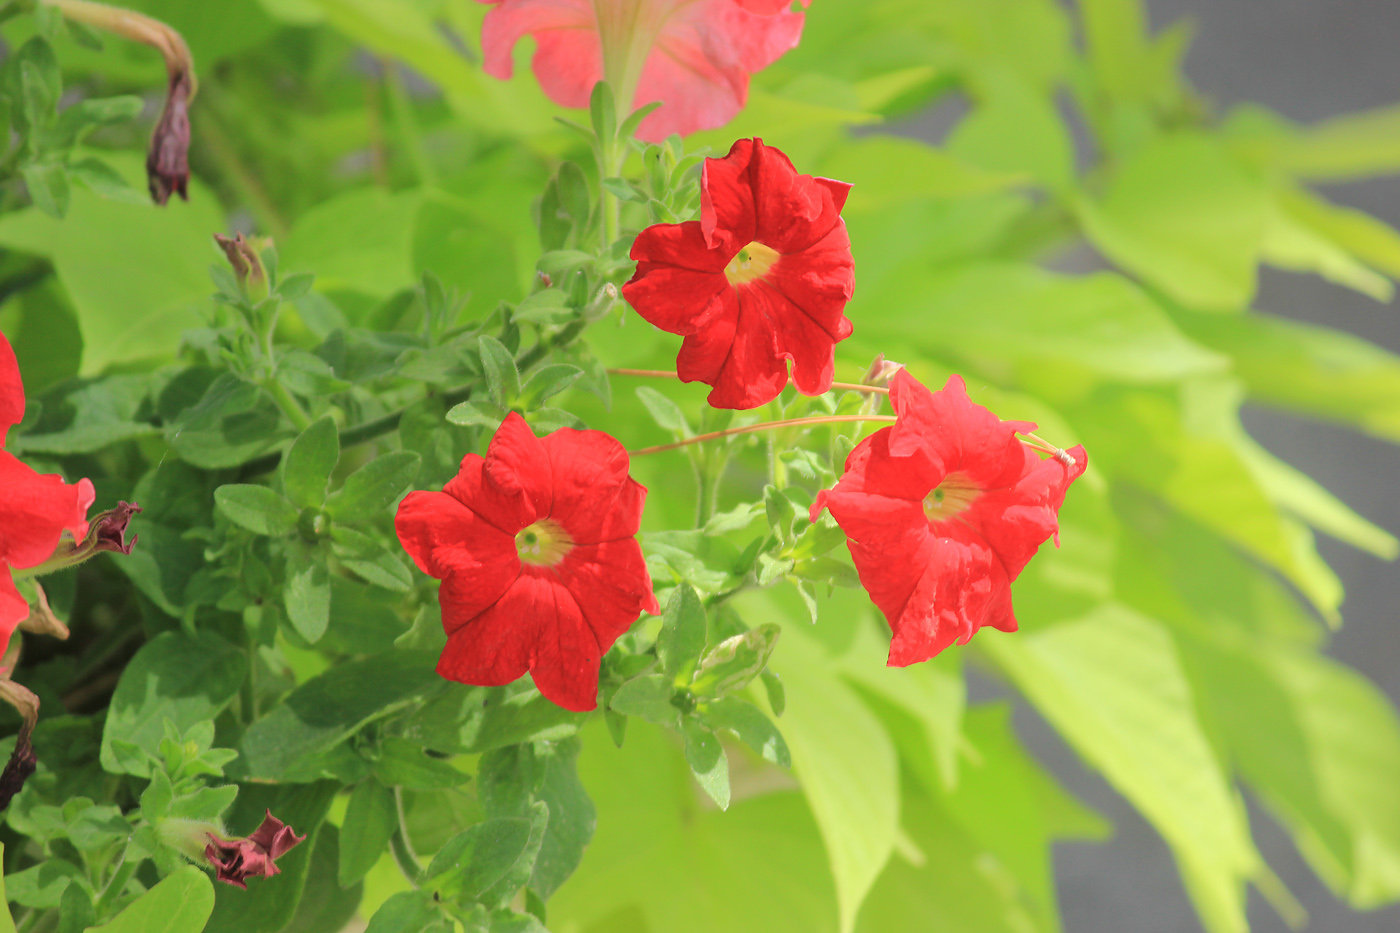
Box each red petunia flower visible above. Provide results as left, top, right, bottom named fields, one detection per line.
left=204, top=810, right=306, bottom=889
left=622, top=138, right=855, bottom=409
left=478, top=0, right=804, bottom=141
left=811, top=371, right=1086, bottom=665
left=395, top=412, right=659, bottom=712
left=0, top=331, right=95, bottom=658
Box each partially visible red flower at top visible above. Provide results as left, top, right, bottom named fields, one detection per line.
left=812, top=371, right=1086, bottom=665
left=623, top=138, right=855, bottom=409
left=205, top=810, right=306, bottom=889
left=396, top=413, right=659, bottom=712
left=0, top=331, right=94, bottom=658
left=478, top=0, right=804, bottom=141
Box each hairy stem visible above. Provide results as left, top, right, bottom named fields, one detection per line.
left=607, top=368, right=891, bottom=396
left=633, top=415, right=897, bottom=457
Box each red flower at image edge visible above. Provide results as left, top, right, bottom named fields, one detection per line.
left=0, top=331, right=94, bottom=656
left=478, top=0, right=804, bottom=141
left=395, top=413, right=659, bottom=712
left=623, top=138, right=855, bottom=410
left=812, top=371, right=1087, bottom=665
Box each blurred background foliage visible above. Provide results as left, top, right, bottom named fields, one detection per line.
left=3, top=0, right=1400, bottom=931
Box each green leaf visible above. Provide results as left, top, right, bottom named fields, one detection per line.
left=286, top=826, right=364, bottom=933
left=856, top=261, right=1224, bottom=384
left=67, top=157, right=148, bottom=205
left=528, top=737, right=596, bottom=901
left=512, top=288, right=574, bottom=326
left=0, top=152, right=224, bottom=374
left=325, top=450, right=422, bottom=519
left=609, top=674, right=680, bottom=728
left=215, top=484, right=297, bottom=536
left=689, top=625, right=781, bottom=700
left=168, top=373, right=283, bottom=469
left=698, top=696, right=790, bottom=769
left=478, top=335, right=521, bottom=407
left=372, top=736, right=469, bottom=790
left=283, top=416, right=339, bottom=509
left=0, top=845, right=15, bottom=933
left=1076, top=132, right=1270, bottom=310
left=280, top=187, right=419, bottom=297
left=22, top=162, right=69, bottom=219
left=423, top=812, right=536, bottom=905
left=364, top=891, right=449, bottom=933
left=339, top=778, right=398, bottom=887
left=822, top=135, right=1025, bottom=212
left=87, top=867, right=213, bottom=933
left=635, top=386, right=690, bottom=436
left=1259, top=195, right=1392, bottom=302
left=948, top=68, right=1073, bottom=191
left=331, top=526, right=415, bottom=592
left=1275, top=102, right=1400, bottom=181
left=100, top=631, right=247, bottom=776
left=681, top=718, right=730, bottom=811
left=284, top=541, right=331, bottom=644
left=1173, top=309, right=1400, bottom=445
left=982, top=603, right=1258, bottom=933
left=657, top=584, right=707, bottom=682
left=747, top=604, right=899, bottom=933
left=278, top=271, right=316, bottom=301
left=518, top=363, right=583, bottom=408
left=238, top=651, right=440, bottom=781
left=402, top=684, right=585, bottom=755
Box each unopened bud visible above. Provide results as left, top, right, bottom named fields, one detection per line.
left=861, top=354, right=904, bottom=388
left=584, top=282, right=620, bottom=321
left=214, top=234, right=269, bottom=303
left=0, top=679, right=39, bottom=813
left=20, top=500, right=142, bottom=577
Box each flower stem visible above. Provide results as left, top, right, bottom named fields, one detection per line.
left=263, top=376, right=313, bottom=433
left=390, top=787, right=422, bottom=885
left=632, top=415, right=896, bottom=456
left=607, top=368, right=891, bottom=396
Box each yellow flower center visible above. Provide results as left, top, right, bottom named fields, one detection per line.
left=923, top=472, right=981, bottom=522
left=515, top=518, right=573, bottom=566
left=724, top=241, right=780, bottom=286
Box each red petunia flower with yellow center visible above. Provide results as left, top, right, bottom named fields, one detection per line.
left=812, top=371, right=1087, bottom=665
left=623, top=138, right=855, bottom=410
left=395, top=412, right=659, bottom=712
left=0, top=330, right=94, bottom=657
left=478, top=0, right=804, bottom=141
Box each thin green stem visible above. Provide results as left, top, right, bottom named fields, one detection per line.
left=390, top=787, right=422, bottom=885
left=93, top=852, right=138, bottom=921
left=633, top=414, right=897, bottom=457
left=263, top=377, right=313, bottom=433
left=195, top=103, right=290, bottom=241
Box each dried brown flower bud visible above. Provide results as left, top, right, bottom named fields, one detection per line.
left=204, top=810, right=307, bottom=888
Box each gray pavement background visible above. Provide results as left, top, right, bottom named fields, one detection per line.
left=1011, top=2, right=1400, bottom=930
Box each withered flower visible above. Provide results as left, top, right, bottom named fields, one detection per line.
left=204, top=810, right=306, bottom=888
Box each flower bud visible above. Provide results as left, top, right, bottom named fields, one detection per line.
left=0, top=678, right=39, bottom=813
left=19, top=500, right=142, bottom=578
left=214, top=234, right=270, bottom=304
left=861, top=354, right=905, bottom=388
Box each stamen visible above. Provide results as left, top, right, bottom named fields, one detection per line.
left=724, top=241, right=780, bottom=286
left=515, top=519, right=573, bottom=566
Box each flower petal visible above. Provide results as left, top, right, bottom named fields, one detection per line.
left=542, top=428, right=649, bottom=544
left=0, top=333, right=23, bottom=446
left=0, top=453, right=94, bottom=570
left=437, top=575, right=542, bottom=687
left=479, top=0, right=597, bottom=107
left=0, top=568, right=29, bottom=661
left=888, top=372, right=1034, bottom=489
left=520, top=572, right=607, bottom=711
left=677, top=287, right=789, bottom=409
left=445, top=413, right=553, bottom=532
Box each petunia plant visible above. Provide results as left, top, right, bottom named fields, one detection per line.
left=1, top=1, right=1400, bottom=932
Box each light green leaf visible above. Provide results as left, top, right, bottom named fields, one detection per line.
left=325, top=451, right=421, bottom=519
left=681, top=719, right=730, bottom=811
left=1174, top=307, right=1400, bottom=445
left=657, top=584, right=707, bottom=682
left=820, top=135, right=1024, bottom=212
left=1076, top=132, right=1269, bottom=310
left=1278, top=186, right=1400, bottom=279
left=609, top=674, right=680, bottom=728
left=948, top=67, right=1073, bottom=192
left=982, top=604, right=1258, bottom=933
left=0, top=154, right=223, bottom=374
left=280, top=187, right=420, bottom=297
left=1259, top=196, right=1391, bottom=301
left=754, top=605, right=899, bottom=933
left=856, top=261, right=1225, bottom=383
left=214, top=484, right=297, bottom=536
left=1276, top=103, right=1400, bottom=181
left=283, top=416, right=340, bottom=509
left=85, top=867, right=213, bottom=933
left=0, top=844, right=15, bottom=933
left=100, top=631, right=247, bottom=776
